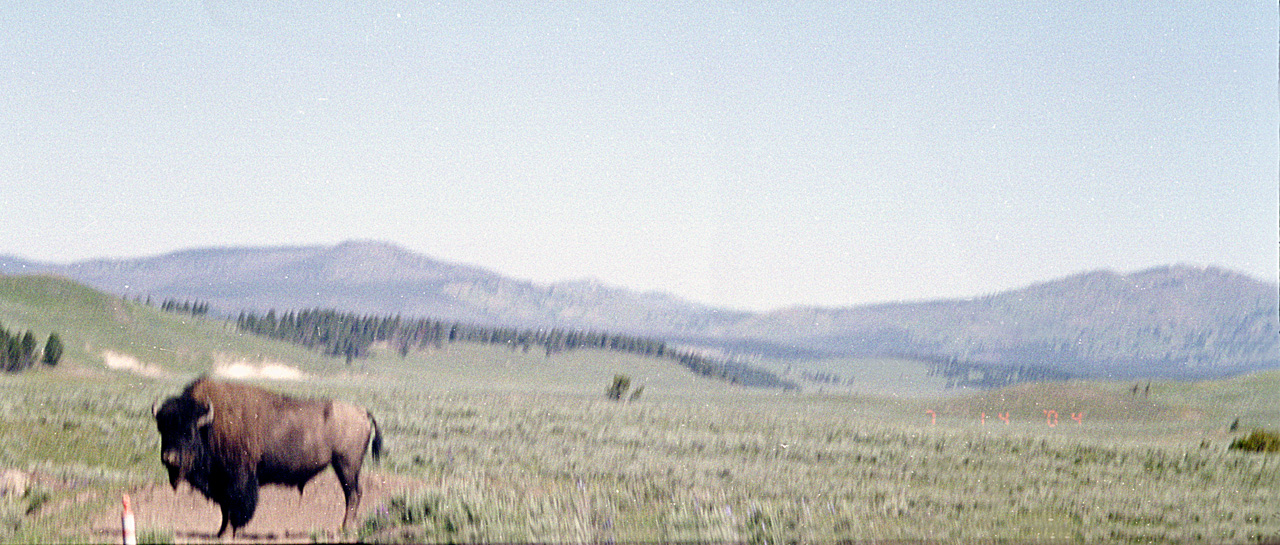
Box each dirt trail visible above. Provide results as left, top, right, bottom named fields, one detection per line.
left=91, top=470, right=415, bottom=544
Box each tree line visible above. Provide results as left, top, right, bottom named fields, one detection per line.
left=785, top=358, right=1070, bottom=390
left=925, top=357, right=1071, bottom=389
left=140, top=295, right=213, bottom=317
left=158, top=298, right=211, bottom=316
left=234, top=308, right=796, bottom=389
left=1, top=323, right=62, bottom=373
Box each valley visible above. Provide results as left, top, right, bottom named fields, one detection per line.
left=0, top=274, right=1276, bottom=542
left=4, top=241, right=1277, bottom=383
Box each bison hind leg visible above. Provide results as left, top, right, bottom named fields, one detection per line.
left=332, top=457, right=364, bottom=531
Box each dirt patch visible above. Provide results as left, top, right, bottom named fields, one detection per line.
left=90, top=470, right=418, bottom=544
left=214, top=356, right=308, bottom=381
left=0, top=469, right=30, bottom=498
left=103, top=351, right=166, bottom=378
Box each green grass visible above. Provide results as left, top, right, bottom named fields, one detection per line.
left=357, top=341, right=750, bottom=397
left=1159, top=370, right=1280, bottom=427
left=348, top=385, right=1279, bottom=543
left=1, top=275, right=1278, bottom=543
left=3, top=365, right=1279, bottom=543
left=767, top=355, right=953, bottom=397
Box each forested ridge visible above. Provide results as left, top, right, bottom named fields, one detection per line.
left=234, top=308, right=796, bottom=389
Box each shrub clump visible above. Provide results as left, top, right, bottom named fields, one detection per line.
left=1229, top=429, right=1280, bottom=453
left=606, top=375, right=631, bottom=401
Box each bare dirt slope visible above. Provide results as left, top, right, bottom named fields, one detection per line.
left=91, top=470, right=412, bottom=544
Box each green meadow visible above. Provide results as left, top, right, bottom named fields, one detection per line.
left=0, top=275, right=1277, bottom=543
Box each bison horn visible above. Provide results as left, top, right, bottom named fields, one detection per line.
left=196, top=406, right=214, bottom=428
left=152, top=399, right=162, bottom=417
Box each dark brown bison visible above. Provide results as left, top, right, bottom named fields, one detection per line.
left=153, top=376, right=383, bottom=537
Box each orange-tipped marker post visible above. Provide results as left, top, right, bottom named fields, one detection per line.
left=121, top=493, right=136, bottom=545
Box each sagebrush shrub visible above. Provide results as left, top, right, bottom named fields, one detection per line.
left=1229, top=429, right=1280, bottom=453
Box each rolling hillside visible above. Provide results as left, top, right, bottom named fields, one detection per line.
left=1, top=277, right=1277, bottom=542
left=0, top=275, right=753, bottom=396
left=3, top=241, right=1276, bottom=380
left=0, top=274, right=339, bottom=378
left=5, top=278, right=1274, bottom=542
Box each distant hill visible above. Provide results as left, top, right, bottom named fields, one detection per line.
left=0, top=241, right=747, bottom=334
left=3, top=241, right=1276, bottom=380
left=718, top=266, right=1280, bottom=379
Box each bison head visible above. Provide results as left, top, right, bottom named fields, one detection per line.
left=153, top=395, right=214, bottom=491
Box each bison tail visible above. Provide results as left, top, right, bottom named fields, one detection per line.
left=368, top=410, right=384, bottom=462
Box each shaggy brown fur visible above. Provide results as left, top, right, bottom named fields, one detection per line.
left=157, top=376, right=383, bottom=537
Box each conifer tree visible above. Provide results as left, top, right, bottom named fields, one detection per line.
left=19, top=331, right=37, bottom=369
left=42, top=333, right=64, bottom=366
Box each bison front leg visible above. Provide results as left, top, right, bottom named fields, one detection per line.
left=218, top=470, right=260, bottom=538
left=217, top=503, right=232, bottom=539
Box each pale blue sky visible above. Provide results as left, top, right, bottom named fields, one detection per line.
left=2, top=2, right=1276, bottom=311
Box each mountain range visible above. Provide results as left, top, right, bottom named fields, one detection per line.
left=2, top=240, right=1276, bottom=379
left=0, top=241, right=744, bottom=334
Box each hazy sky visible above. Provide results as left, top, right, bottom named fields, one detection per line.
left=2, top=2, right=1276, bottom=311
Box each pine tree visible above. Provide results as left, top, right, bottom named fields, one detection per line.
left=0, top=328, right=9, bottom=372
left=42, top=334, right=64, bottom=366
left=19, top=331, right=37, bottom=369
left=5, top=337, right=21, bottom=372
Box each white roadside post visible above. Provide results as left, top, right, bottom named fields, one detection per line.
left=121, top=493, right=137, bottom=545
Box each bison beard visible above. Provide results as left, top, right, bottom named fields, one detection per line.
left=153, top=377, right=383, bottom=538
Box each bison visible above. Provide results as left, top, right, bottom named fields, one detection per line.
left=153, top=376, right=383, bottom=537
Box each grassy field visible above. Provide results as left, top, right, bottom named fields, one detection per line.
left=1, top=275, right=1278, bottom=543
left=331, top=368, right=1279, bottom=544
left=766, top=355, right=954, bottom=397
